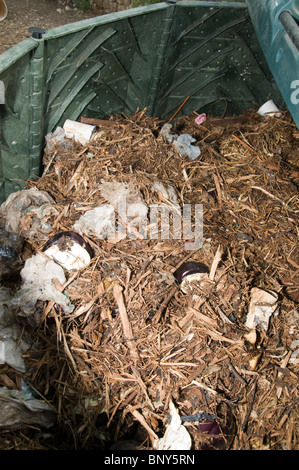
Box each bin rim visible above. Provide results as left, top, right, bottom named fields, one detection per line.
left=43, top=1, right=248, bottom=40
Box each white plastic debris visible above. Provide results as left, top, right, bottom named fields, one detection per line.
left=0, top=385, right=56, bottom=430
left=100, top=181, right=148, bottom=229
left=151, top=181, right=180, bottom=206
left=63, top=119, right=96, bottom=146
left=159, top=123, right=201, bottom=160
left=0, top=287, right=29, bottom=372
left=44, top=126, right=73, bottom=154
left=285, top=309, right=299, bottom=336
left=257, top=100, right=282, bottom=118
left=245, top=287, right=279, bottom=332
left=290, top=349, right=299, bottom=365
left=10, top=252, right=74, bottom=318
left=0, top=337, right=26, bottom=373
left=100, top=181, right=146, bottom=210
left=290, top=340, right=299, bottom=365
left=159, top=123, right=175, bottom=143
left=154, top=401, right=192, bottom=450
left=0, top=188, right=58, bottom=239
left=126, top=201, right=148, bottom=218
left=74, top=182, right=149, bottom=243
left=173, top=134, right=201, bottom=160
left=73, top=204, right=116, bottom=239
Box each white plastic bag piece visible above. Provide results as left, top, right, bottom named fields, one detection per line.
left=159, top=123, right=176, bottom=143
left=154, top=401, right=192, bottom=450
left=0, top=335, right=28, bottom=373
left=73, top=204, right=116, bottom=239
left=10, top=252, right=74, bottom=317
left=151, top=181, right=180, bottom=206
left=0, top=386, right=56, bottom=430
left=245, top=287, right=279, bottom=332
left=0, top=287, right=29, bottom=372
left=74, top=182, right=149, bottom=242
left=0, top=187, right=57, bottom=239
left=173, top=134, right=201, bottom=160
left=44, top=126, right=72, bottom=154
left=100, top=181, right=148, bottom=227
left=159, top=123, right=201, bottom=160
left=63, top=119, right=95, bottom=146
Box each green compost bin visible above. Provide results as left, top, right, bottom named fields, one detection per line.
left=0, top=0, right=298, bottom=204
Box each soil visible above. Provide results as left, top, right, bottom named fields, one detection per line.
left=0, top=0, right=103, bottom=55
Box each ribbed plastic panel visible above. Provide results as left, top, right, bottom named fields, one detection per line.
left=0, top=1, right=288, bottom=203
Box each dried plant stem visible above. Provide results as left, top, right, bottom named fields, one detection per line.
left=129, top=407, right=159, bottom=444
left=251, top=186, right=296, bottom=212
left=209, top=244, right=223, bottom=281
left=113, top=283, right=138, bottom=360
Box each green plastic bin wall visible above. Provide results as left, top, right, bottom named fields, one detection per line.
left=0, top=1, right=293, bottom=204
left=247, top=0, right=299, bottom=130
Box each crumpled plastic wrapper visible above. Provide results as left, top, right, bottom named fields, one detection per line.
left=75, top=182, right=149, bottom=241
left=159, top=123, right=176, bottom=143
left=10, top=252, right=74, bottom=319
left=0, top=287, right=29, bottom=372
left=173, top=134, right=201, bottom=160
left=100, top=181, right=148, bottom=225
left=154, top=401, right=191, bottom=450
left=0, top=385, right=56, bottom=430
left=151, top=180, right=180, bottom=206
left=0, top=187, right=58, bottom=240
left=245, top=287, right=279, bottom=332
left=44, top=126, right=74, bottom=158
left=73, top=203, right=116, bottom=239
left=159, top=123, right=201, bottom=160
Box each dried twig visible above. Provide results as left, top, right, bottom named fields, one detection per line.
left=168, top=96, right=190, bottom=123
left=242, top=379, right=257, bottom=432
left=209, top=244, right=223, bottom=281
left=113, top=283, right=138, bottom=360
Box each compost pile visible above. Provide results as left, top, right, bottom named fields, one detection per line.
left=0, top=108, right=298, bottom=450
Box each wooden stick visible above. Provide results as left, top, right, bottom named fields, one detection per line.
left=209, top=244, right=223, bottom=281
left=113, top=283, right=138, bottom=360
left=168, top=96, right=190, bottom=123
left=242, top=379, right=257, bottom=432
left=225, top=357, right=247, bottom=386
left=213, top=173, right=222, bottom=206
left=251, top=185, right=296, bottom=212
left=129, top=407, right=159, bottom=444
left=80, top=116, right=121, bottom=127
left=232, top=133, right=254, bottom=151
left=152, top=286, right=177, bottom=323
left=186, top=306, right=218, bottom=327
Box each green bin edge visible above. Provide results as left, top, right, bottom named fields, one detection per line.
left=246, top=0, right=299, bottom=129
